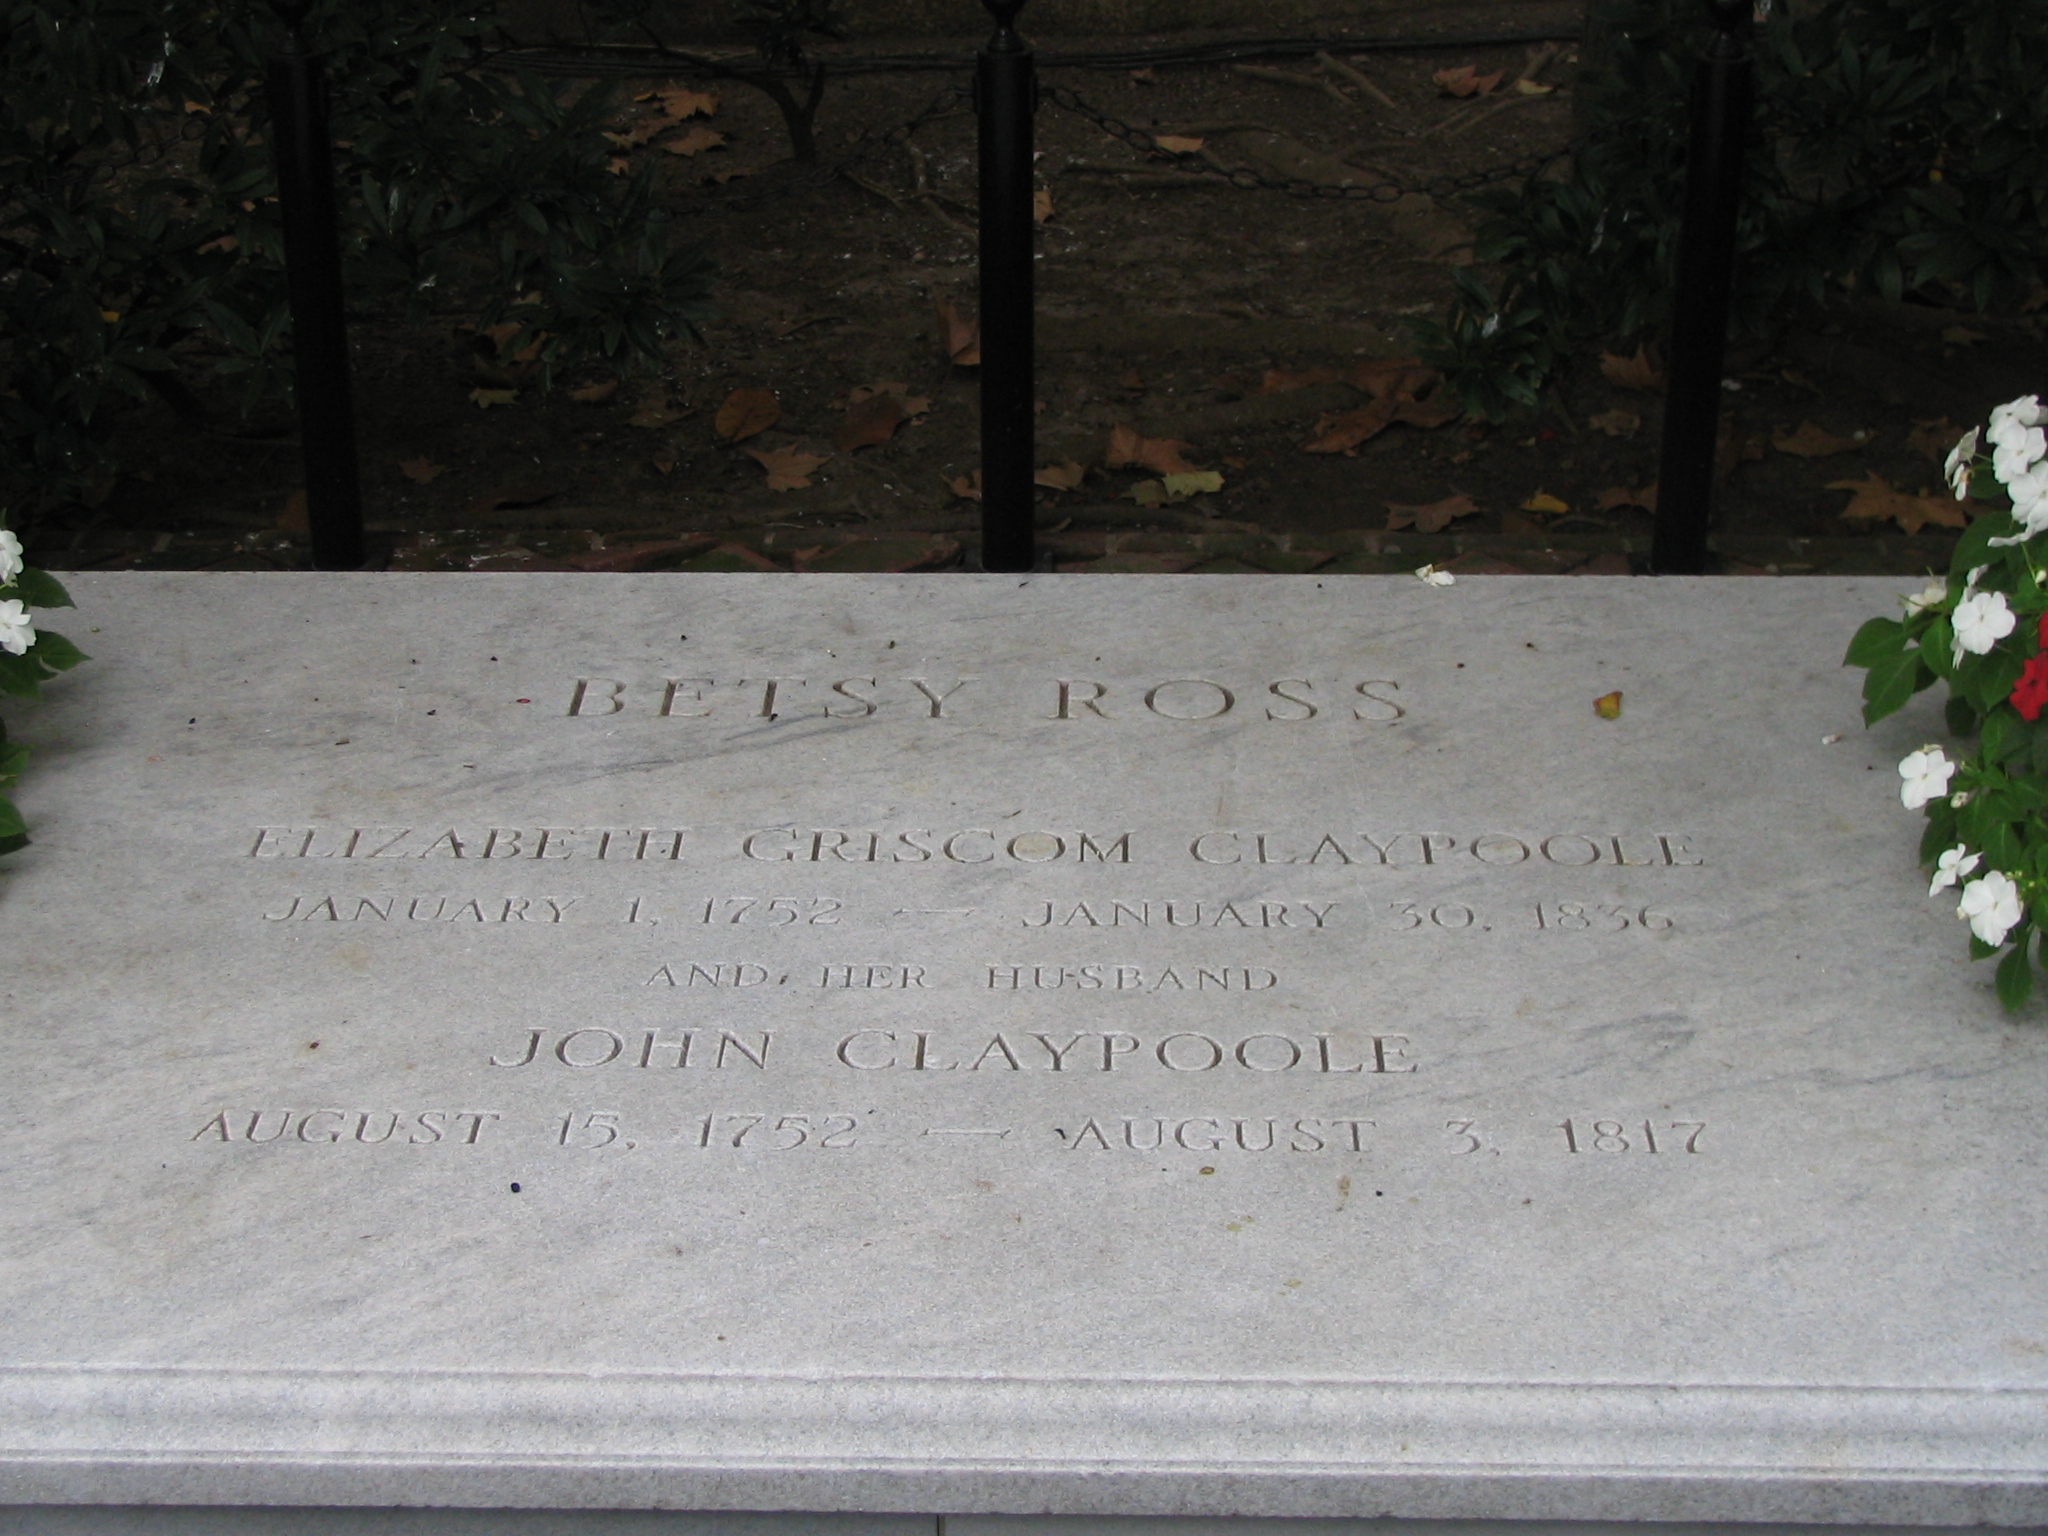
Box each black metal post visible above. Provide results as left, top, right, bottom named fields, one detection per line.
left=266, top=0, right=366, bottom=571
left=977, top=0, right=1037, bottom=574
left=1650, top=0, right=1754, bottom=576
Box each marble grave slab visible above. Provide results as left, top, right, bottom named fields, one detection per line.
left=0, top=573, right=2042, bottom=1524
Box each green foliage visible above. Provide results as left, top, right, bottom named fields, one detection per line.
left=0, top=522, right=87, bottom=855
left=0, top=0, right=714, bottom=522
left=1423, top=0, right=2048, bottom=411
left=1847, top=399, right=2048, bottom=1011
left=1407, top=269, right=1557, bottom=423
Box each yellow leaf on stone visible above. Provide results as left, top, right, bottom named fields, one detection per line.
left=1594, top=691, right=1623, bottom=720
left=469, top=388, right=519, bottom=408
left=1033, top=188, right=1054, bottom=224
left=1124, top=479, right=1168, bottom=508
left=1161, top=471, right=1224, bottom=500
left=1153, top=135, right=1205, bottom=154
left=1520, top=490, right=1570, bottom=514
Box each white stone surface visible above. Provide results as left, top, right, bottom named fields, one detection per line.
left=0, top=573, right=2043, bottom=1523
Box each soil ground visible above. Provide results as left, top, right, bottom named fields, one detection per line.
left=26, top=6, right=2048, bottom=579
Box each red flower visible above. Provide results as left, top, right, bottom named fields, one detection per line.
left=2012, top=614, right=2048, bottom=720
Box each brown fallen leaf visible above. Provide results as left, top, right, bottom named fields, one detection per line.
left=1595, top=483, right=1658, bottom=513
left=846, top=382, right=930, bottom=416
left=948, top=470, right=983, bottom=501
left=1588, top=408, right=1640, bottom=437
left=1594, top=690, right=1623, bottom=720
left=606, top=157, right=630, bottom=176
left=1385, top=493, right=1479, bottom=533
left=1599, top=346, right=1663, bottom=391
left=1304, top=399, right=1396, bottom=454
left=568, top=379, right=620, bottom=404
left=628, top=394, right=690, bottom=430
left=468, top=387, right=518, bottom=409
left=1033, top=188, right=1055, bottom=224
left=746, top=444, right=831, bottom=492
left=1260, top=366, right=1341, bottom=394
left=1831, top=472, right=1968, bottom=536
left=397, top=457, right=447, bottom=484
left=834, top=391, right=906, bottom=452
left=1432, top=64, right=1503, bottom=97
left=934, top=294, right=980, bottom=366
left=1153, top=134, right=1205, bottom=154
left=715, top=387, right=781, bottom=442
left=568, top=536, right=719, bottom=572
left=1772, top=420, right=1869, bottom=457
left=603, top=122, right=663, bottom=149
left=279, top=489, right=308, bottom=533
left=1392, top=396, right=1462, bottom=430
left=658, top=85, right=718, bottom=120
left=1106, top=422, right=1199, bottom=475
left=1129, top=67, right=1158, bottom=83
left=1035, top=461, right=1087, bottom=490
left=1520, top=490, right=1570, bottom=514
left=664, top=126, right=727, bottom=157
left=1908, top=417, right=1959, bottom=460
left=1347, top=356, right=1437, bottom=399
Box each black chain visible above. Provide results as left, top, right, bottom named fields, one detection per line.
left=1043, top=82, right=1561, bottom=204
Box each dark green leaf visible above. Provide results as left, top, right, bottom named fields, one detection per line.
left=1844, top=616, right=1908, bottom=668
left=1946, top=694, right=1981, bottom=736
left=1997, top=936, right=2035, bottom=1011
left=0, top=797, right=23, bottom=840
left=30, top=631, right=89, bottom=672
left=1862, top=647, right=1931, bottom=723
left=11, top=568, right=72, bottom=609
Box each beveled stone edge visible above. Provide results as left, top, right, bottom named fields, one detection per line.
left=1, top=1370, right=2043, bottom=1522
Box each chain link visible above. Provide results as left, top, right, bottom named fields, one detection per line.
left=1043, top=82, right=1560, bottom=205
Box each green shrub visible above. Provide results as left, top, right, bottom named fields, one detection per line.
left=1414, top=0, right=2048, bottom=420
left=0, top=0, right=714, bottom=526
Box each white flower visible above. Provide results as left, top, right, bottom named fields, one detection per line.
left=1946, top=426, right=1980, bottom=499
left=1414, top=564, right=1454, bottom=587
left=0, top=598, right=32, bottom=656
left=0, top=530, right=20, bottom=586
left=1953, top=589, right=2016, bottom=658
left=1899, top=745, right=1955, bottom=810
left=1930, top=845, right=1981, bottom=896
left=1957, top=869, right=2025, bottom=947
left=1966, top=564, right=1990, bottom=591
left=1952, top=789, right=1974, bottom=807
left=1902, top=579, right=1947, bottom=615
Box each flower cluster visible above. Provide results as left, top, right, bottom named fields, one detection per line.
left=0, top=518, right=88, bottom=857
left=1849, top=393, right=2048, bottom=1010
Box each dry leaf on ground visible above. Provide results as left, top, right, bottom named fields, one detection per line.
left=1520, top=490, right=1570, bottom=514
left=834, top=392, right=906, bottom=452
left=1594, top=691, right=1624, bottom=720
left=1153, top=134, right=1204, bottom=154
left=1260, top=366, right=1340, bottom=394
left=1304, top=399, right=1395, bottom=453
left=1595, top=483, right=1658, bottom=513
left=279, top=490, right=308, bottom=532
left=603, top=122, right=663, bottom=149
left=715, top=387, right=780, bottom=442
left=568, top=379, right=620, bottom=404
left=628, top=395, right=689, bottom=430
left=1348, top=357, right=1436, bottom=399
left=1106, top=423, right=1199, bottom=475
left=1385, top=493, right=1479, bottom=533
left=705, top=167, right=753, bottom=185
left=934, top=294, right=981, bottom=366
left=846, top=382, right=929, bottom=416
left=745, top=444, right=831, bottom=491
left=1125, top=471, right=1225, bottom=507
left=1432, top=64, right=1503, bottom=96
left=1772, top=421, right=1869, bottom=457
left=1588, top=408, right=1640, bottom=437
left=1831, top=473, right=1968, bottom=535
left=1512, top=78, right=1553, bottom=95
left=1599, top=347, right=1663, bottom=391
left=657, top=86, right=718, bottom=120
left=665, top=126, right=726, bottom=157
left=1035, top=461, right=1087, bottom=490
left=397, top=457, right=446, bottom=484
left=468, top=387, right=518, bottom=409
left=948, top=470, right=983, bottom=501
left=1033, top=189, right=1055, bottom=224
left=1908, top=417, right=1959, bottom=459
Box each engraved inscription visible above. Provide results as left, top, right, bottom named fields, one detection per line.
left=191, top=1110, right=499, bottom=1144
left=1021, top=899, right=1337, bottom=928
